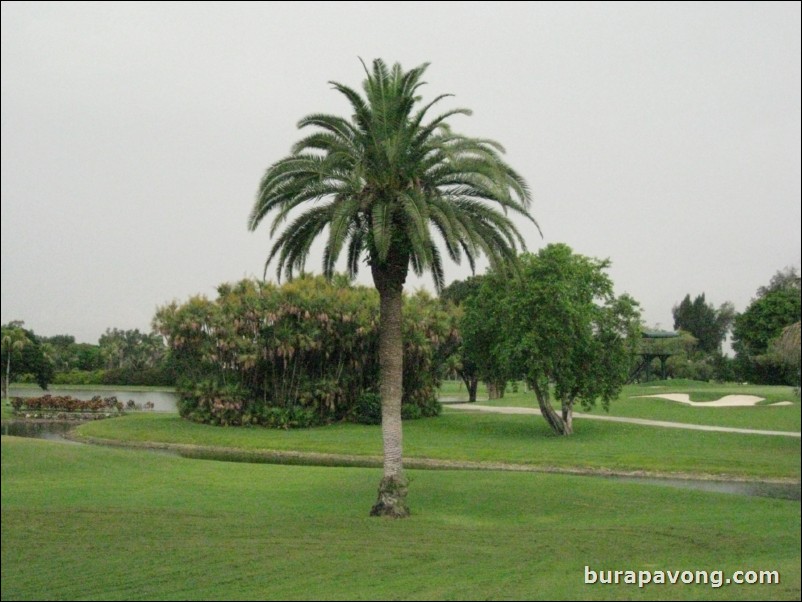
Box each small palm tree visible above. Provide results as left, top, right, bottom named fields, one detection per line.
left=249, top=59, right=537, bottom=516
left=2, top=327, right=31, bottom=400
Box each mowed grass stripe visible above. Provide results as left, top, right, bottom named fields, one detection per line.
left=2, top=438, right=799, bottom=600
left=74, top=411, right=801, bottom=479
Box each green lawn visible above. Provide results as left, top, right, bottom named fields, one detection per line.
left=74, top=411, right=801, bottom=479
left=1, top=437, right=799, bottom=601
left=440, top=380, right=801, bottom=433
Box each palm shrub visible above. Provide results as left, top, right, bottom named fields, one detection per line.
left=154, top=276, right=455, bottom=428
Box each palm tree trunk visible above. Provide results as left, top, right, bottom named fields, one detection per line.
left=370, top=272, right=410, bottom=518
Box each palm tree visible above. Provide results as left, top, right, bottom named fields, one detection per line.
left=2, top=327, right=31, bottom=400
left=249, top=59, right=537, bottom=517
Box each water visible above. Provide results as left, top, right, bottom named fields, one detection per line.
left=600, top=474, right=800, bottom=502
left=2, top=420, right=79, bottom=442
left=8, top=387, right=178, bottom=412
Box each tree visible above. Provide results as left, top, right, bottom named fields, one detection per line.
left=440, top=276, right=487, bottom=402
left=756, top=267, right=800, bottom=298
left=466, top=245, right=640, bottom=435
left=672, top=293, right=734, bottom=354
left=733, top=273, right=801, bottom=384
left=460, top=276, right=517, bottom=400
left=99, top=328, right=166, bottom=371
left=248, top=59, right=535, bottom=516
left=770, top=321, right=801, bottom=394
left=2, top=326, right=30, bottom=400
left=1, top=322, right=53, bottom=397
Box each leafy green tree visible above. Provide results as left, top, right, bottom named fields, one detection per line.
left=467, top=245, right=640, bottom=435
left=460, top=276, right=517, bottom=400
left=1, top=322, right=54, bottom=396
left=440, top=276, right=487, bottom=402
left=733, top=277, right=801, bottom=384
left=2, top=326, right=30, bottom=400
left=770, top=321, right=801, bottom=394
left=248, top=59, right=535, bottom=516
left=672, top=293, right=734, bottom=354
left=99, top=328, right=166, bottom=371
left=756, top=266, right=800, bottom=298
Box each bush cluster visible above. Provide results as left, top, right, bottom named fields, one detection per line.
left=10, top=394, right=124, bottom=414
left=155, top=277, right=453, bottom=428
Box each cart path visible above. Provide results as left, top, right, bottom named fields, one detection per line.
left=445, top=404, right=802, bottom=438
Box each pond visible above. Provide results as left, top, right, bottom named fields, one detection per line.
left=8, top=386, right=178, bottom=412
left=2, top=420, right=80, bottom=442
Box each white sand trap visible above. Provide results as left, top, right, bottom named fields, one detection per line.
left=637, top=393, right=793, bottom=407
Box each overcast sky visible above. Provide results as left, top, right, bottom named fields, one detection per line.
left=2, top=1, right=800, bottom=345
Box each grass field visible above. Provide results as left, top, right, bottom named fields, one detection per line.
left=73, top=411, right=801, bottom=479
left=1, top=437, right=799, bottom=601
left=439, top=380, right=801, bottom=432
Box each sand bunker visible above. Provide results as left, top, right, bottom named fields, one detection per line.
left=637, top=394, right=793, bottom=407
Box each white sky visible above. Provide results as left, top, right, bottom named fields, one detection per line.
left=2, top=1, right=800, bottom=344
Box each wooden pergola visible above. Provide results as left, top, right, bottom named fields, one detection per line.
left=628, top=330, right=682, bottom=382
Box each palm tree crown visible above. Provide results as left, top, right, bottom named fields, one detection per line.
left=249, top=58, right=536, bottom=291
left=249, top=59, right=536, bottom=517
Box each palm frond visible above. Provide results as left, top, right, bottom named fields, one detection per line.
left=250, top=58, right=538, bottom=290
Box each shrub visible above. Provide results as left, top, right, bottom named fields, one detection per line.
left=9, top=394, right=124, bottom=414
left=352, top=392, right=382, bottom=425
left=155, top=277, right=456, bottom=428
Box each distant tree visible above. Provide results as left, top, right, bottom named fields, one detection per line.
left=466, top=245, right=641, bottom=435
left=2, top=327, right=30, bottom=400
left=41, top=335, right=77, bottom=371
left=756, top=267, right=800, bottom=298
left=770, top=321, right=801, bottom=394
left=99, top=328, right=166, bottom=371
left=772, top=321, right=801, bottom=366
left=672, top=293, right=735, bottom=354
left=460, top=275, right=516, bottom=400
left=73, top=343, right=102, bottom=371
left=733, top=274, right=801, bottom=384
left=1, top=322, right=53, bottom=395
left=440, top=276, right=486, bottom=402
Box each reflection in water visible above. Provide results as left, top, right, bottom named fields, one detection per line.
left=2, top=421, right=78, bottom=442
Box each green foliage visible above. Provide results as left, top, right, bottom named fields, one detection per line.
left=460, top=274, right=514, bottom=394
left=99, top=327, right=167, bottom=371
left=40, top=335, right=104, bottom=372
left=1, top=322, right=53, bottom=395
left=672, top=293, right=735, bottom=353
left=53, top=369, right=107, bottom=385
left=352, top=391, right=382, bottom=425
left=463, top=244, right=641, bottom=434
left=248, top=58, right=535, bottom=289
left=733, top=272, right=801, bottom=384
left=154, top=276, right=450, bottom=427
left=10, top=394, right=124, bottom=415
